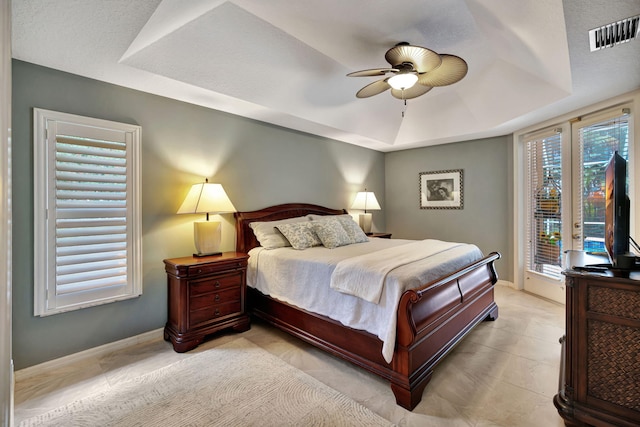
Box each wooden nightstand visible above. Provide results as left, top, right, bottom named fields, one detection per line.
left=367, top=232, right=392, bottom=239
left=163, top=252, right=250, bottom=352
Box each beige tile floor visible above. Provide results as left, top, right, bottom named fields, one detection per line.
left=14, top=285, right=567, bottom=426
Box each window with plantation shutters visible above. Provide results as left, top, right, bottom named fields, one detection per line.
left=34, top=109, right=141, bottom=316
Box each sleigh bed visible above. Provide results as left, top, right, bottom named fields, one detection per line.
left=235, top=203, right=500, bottom=410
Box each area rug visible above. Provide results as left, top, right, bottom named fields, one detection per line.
left=19, top=337, right=393, bottom=427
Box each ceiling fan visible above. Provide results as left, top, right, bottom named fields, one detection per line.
left=347, top=42, right=468, bottom=100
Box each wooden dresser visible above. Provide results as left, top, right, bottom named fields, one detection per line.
left=554, top=270, right=640, bottom=426
left=163, top=252, right=250, bottom=352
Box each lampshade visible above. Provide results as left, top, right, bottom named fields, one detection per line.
left=388, top=72, right=418, bottom=90
left=177, top=180, right=236, bottom=215
left=350, top=191, right=381, bottom=213
left=178, top=179, right=236, bottom=257
left=350, top=190, right=381, bottom=234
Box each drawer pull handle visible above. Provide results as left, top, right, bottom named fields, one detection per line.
left=215, top=280, right=221, bottom=288
left=197, top=268, right=202, bottom=274
left=214, top=294, right=220, bottom=302
left=214, top=309, right=221, bottom=316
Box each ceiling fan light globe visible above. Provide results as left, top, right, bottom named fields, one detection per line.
left=388, top=73, right=418, bottom=90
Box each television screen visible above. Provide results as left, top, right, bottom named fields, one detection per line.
left=604, top=151, right=630, bottom=266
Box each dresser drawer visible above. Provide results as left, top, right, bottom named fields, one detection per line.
left=190, top=286, right=241, bottom=311
left=189, top=273, right=243, bottom=296
left=190, top=301, right=242, bottom=326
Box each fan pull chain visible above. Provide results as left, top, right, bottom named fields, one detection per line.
left=402, top=91, right=407, bottom=118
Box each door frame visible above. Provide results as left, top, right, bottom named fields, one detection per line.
left=0, top=0, right=13, bottom=425
left=513, top=90, right=640, bottom=303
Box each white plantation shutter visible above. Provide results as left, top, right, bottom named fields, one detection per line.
left=34, top=109, right=141, bottom=316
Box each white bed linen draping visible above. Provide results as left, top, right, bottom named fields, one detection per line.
left=330, top=240, right=466, bottom=304
left=247, top=238, right=483, bottom=363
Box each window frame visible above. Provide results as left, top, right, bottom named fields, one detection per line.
left=33, top=108, right=142, bottom=316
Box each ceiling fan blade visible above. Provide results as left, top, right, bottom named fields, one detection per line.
left=356, top=79, right=391, bottom=98
left=347, top=68, right=395, bottom=77
left=417, top=54, right=468, bottom=86
left=390, top=84, right=433, bottom=100
left=385, top=44, right=441, bottom=73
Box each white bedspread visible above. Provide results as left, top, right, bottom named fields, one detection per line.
left=331, top=240, right=465, bottom=304
left=247, top=238, right=483, bottom=363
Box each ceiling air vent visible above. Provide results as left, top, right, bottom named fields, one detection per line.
left=589, top=15, right=639, bottom=51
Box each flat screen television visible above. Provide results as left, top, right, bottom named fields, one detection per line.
left=604, top=151, right=630, bottom=267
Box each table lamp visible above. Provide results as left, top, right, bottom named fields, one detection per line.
left=177, top=179, right=236, bottom=256
left=350, top=189, right=381, bottom=234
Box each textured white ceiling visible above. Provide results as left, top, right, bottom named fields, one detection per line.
left=11, top=0, right=640, bottom=152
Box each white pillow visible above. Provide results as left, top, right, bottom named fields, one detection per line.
left=248, top=216, right=308, bottom=249
left=311, top=218, right=352, bottom=249
left=309, top=214, right=369, bottom=244
left=275, top=222, right=322, bottom=250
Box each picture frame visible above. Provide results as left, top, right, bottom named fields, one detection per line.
left=419, top=169, right=463, bottom=209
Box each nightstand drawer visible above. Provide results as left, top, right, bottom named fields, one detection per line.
left=190, top=286, right=241, bottom=311
left=189, top=273, right=242, bottom=296
left=187, top=260, right=246, bottom=277
left=190, top=301, right=242, bottom=326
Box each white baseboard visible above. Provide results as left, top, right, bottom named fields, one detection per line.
left=496, top=279, right=514, bottom=288
left=15, top=328, right=165, bottom=382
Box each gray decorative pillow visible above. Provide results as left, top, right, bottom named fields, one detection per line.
left=336, top=216, right=369, bottom=244
left=275, top=222, right=322, bottom=250
left=312, top=218, right=352, bottom=249
left=309, top=214, right=369, bottom=244
left=249, top=216, right=308, bottom=249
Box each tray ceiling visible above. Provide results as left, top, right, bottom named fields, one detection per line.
left=11, top=0, right=640, bottom=151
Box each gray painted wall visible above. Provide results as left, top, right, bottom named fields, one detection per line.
left=12, top=60, right=513, bottom=369
left=384, top=137, right=512, bottom=281
left=12, top=60, right=385, bottom=369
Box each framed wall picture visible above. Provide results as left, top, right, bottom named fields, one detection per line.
left=419, top=169, right=463, bottom=209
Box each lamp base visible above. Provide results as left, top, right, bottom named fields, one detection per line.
left=193, top=251, right=222, bottom=257
left=193, top=221, right=222, bottom=256
left=357, top=213, right=373, bottom=234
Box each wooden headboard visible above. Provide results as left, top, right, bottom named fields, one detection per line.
left=234, top=203, right=347, bottom=253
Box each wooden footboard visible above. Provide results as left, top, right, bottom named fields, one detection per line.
left=391, top=251, right=500, bottom=409
left=235, top=203, right=501, bottom=410
left=248, top=252, right=500, bottom=411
